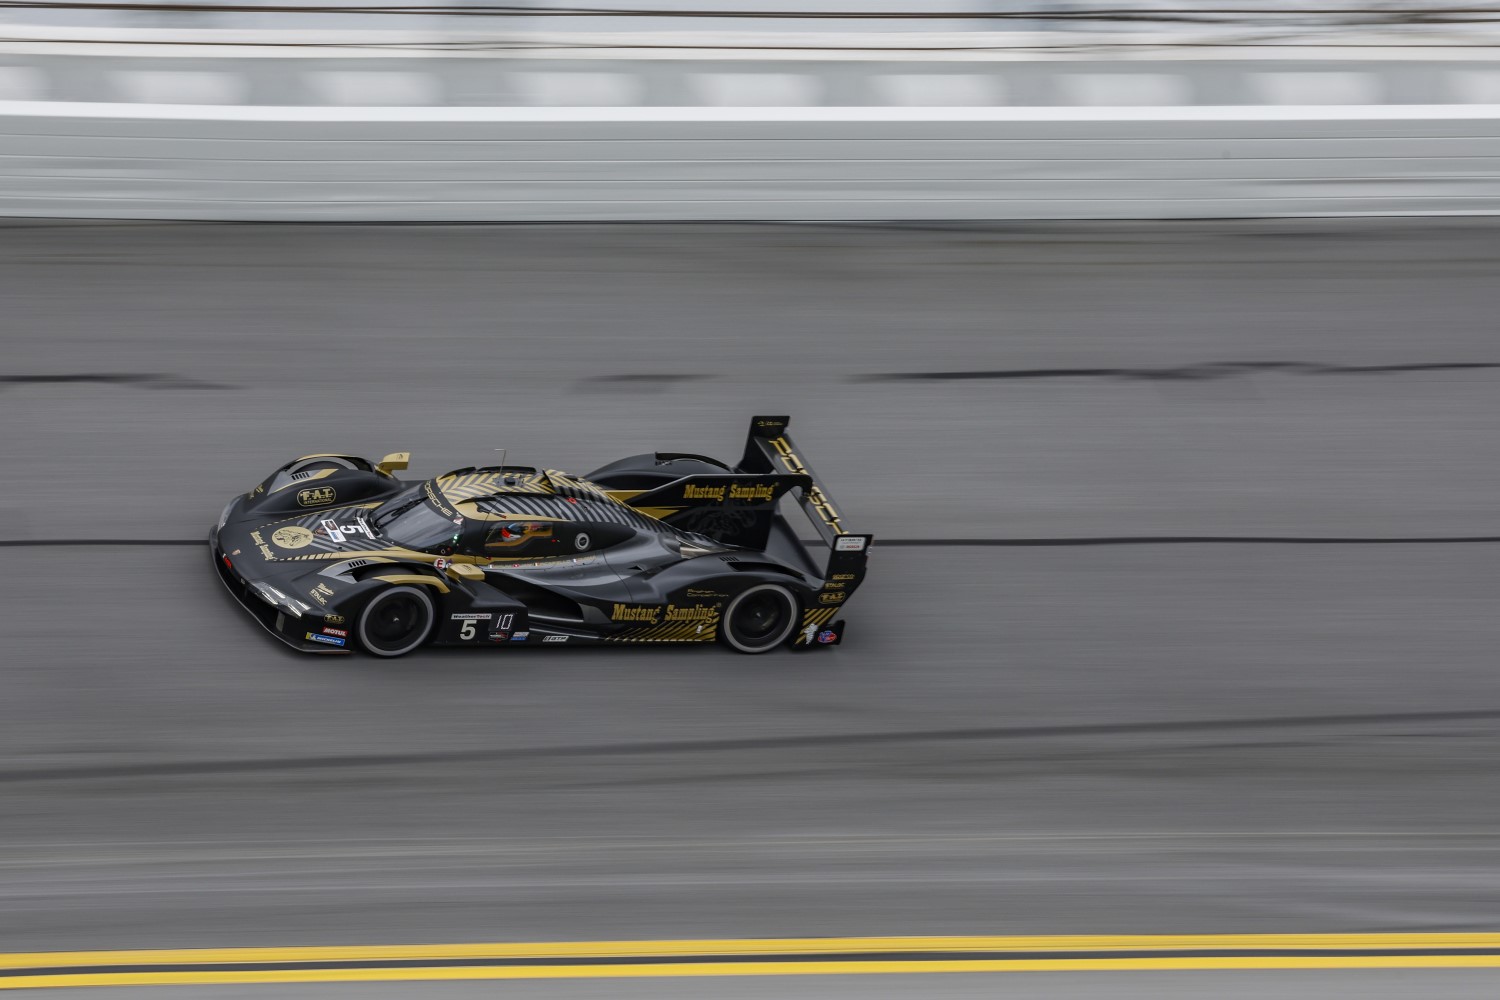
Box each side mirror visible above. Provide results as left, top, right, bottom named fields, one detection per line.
left=376, top=452, right=410, bottom=476
left=448, top=563, right=484, bottom=582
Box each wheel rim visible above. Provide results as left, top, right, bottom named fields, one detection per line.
left=358, top=586, right=434, bottom=657
left=725, top=584, right=796, bottom=653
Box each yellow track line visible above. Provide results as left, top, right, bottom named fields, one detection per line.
left=6, top=935, right=1500, bottom=990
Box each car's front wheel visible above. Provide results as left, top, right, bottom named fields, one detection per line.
left=357, top=584, right=435, bottom=657
left=721, top=583, right=798, bottom=654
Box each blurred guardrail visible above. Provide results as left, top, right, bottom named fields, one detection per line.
left=0, top=12, right=1496, bottom=220
left=3, top=104, right=1497, bottom=221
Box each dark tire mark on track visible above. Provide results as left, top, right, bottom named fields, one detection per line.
left=7, top=708, right=1500, bottom=785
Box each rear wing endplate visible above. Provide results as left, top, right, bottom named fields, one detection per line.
left=737, top=415, right=874, bottom=578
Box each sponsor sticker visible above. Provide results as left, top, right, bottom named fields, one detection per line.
left=834, top=536, right=867, bottom=552
left=322, top=627, right=348, bottom=638
left=665, top=604, right=718, bottom=623
left=306, top=632, right=346, bottom=647
left=489, top=632, right=510, bottom=642
left=818, top=591, right=846, bottom=604
left=800, top=624, right=818, bottom=645
left=320, top=518, right=374, bottom=544
left=451, top=613, right=491, bottom=621
left=433, top=557, right=452, bottom=572
left=511, top=632, right=530, bottom=641
left=325, top=614, right=345, bottom=625
left=817, top=630, right=838, bottom=644
left=297, top=486, right=337, bottom=507
left=271, top=526, right=315, bottom=550
left=542, top=635, right=568, bottom=643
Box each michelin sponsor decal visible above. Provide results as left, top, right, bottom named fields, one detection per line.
left=306, top=632, right=346, bottom=647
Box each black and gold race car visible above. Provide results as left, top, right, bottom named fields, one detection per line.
left=210, top=416, right=871, bottom=657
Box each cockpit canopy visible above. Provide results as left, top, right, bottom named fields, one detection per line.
left=370, top=482, right=633, bottom=558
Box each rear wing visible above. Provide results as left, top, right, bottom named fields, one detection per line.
left=737, top=415, right=873, bottom=596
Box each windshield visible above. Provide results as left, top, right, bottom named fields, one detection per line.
left=372, top=486, right=463, bottom=553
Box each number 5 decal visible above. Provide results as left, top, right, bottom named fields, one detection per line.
left=459, top=621, right=476, bottom=641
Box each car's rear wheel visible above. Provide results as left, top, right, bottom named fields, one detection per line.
left=721, top=583, right=798, bottom=654
left=357, top=585, right=435, bottom=658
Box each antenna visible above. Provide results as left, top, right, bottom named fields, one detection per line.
left=494, top=448, right=507, bottom=470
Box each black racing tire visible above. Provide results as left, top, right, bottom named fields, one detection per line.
left=356, top=585, right=435, bottom=658
left=720, top=583, right=798, bottom=654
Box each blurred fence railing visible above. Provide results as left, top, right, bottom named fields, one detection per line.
left=2, top=104, right=1497, bottom=220
left=0, top=18, right=1496, bottom=220
left=1, top=28, right=1499, bottom=106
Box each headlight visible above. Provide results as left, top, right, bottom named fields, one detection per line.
left=254, top=584, right=307, bottom=618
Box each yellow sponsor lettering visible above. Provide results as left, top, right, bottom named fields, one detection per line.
left=728, top=483, right=776, bottom=502
left=297, top=486, right=337, bottom=507
left=664, top=603, right=719, bottom=623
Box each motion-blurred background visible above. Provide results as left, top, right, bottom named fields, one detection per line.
left=2, top=3, right=1500, bottom=998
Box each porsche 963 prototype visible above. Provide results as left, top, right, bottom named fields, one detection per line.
left=211, top=416, right=870, bottom=657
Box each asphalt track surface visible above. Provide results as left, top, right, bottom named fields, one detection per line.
left=4, top=219, right=1500, bottom=996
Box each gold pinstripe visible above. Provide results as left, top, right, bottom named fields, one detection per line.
left=607, top=616, right=720, bottom=642
left=369, top=574, right=450, bottom=595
